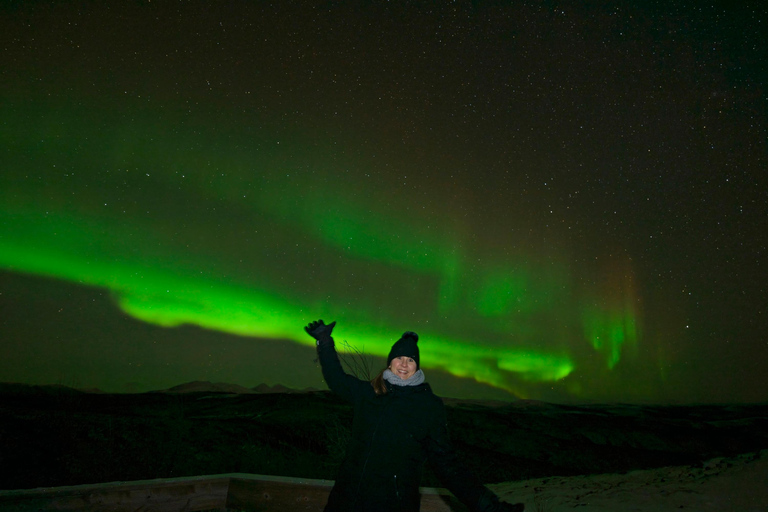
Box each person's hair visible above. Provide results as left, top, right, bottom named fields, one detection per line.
left=371, top=368, right=388, bottom=395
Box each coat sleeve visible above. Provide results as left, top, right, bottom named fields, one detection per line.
left=424, top=399, right=505, bottom=512
left=316, top=337, right=372, bottom=403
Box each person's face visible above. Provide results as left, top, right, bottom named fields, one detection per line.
left=389, top=356, right=417, bottom=380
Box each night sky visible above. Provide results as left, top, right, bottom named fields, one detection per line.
left=1, top=1, right=766, bottom=404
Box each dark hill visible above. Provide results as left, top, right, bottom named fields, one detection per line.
left=0, top=382, right=766, bottom=491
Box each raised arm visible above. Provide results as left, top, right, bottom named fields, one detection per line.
left=304, top=319, right=371, bottom=403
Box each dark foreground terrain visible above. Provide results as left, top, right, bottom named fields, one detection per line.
left=1, top=382, right=767, bottom=491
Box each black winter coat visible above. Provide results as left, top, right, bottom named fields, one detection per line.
left=318, top=338, right=502, bottom=512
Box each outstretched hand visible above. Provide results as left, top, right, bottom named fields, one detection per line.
left=304, top=319, right=336, bottom=342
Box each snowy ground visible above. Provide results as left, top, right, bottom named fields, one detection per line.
left=492, top=450, right=768, bottom=512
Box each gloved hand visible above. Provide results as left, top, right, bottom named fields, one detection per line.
left=304, top=319, right=336, bottom=344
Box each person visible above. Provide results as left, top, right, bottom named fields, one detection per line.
left=305, top=319, right=525, bottom=512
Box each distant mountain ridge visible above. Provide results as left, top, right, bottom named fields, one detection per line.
left=0, top=381, right=321, bottom=395
left=0, top=381, right=513, bottom=403
left=161, top=381, right=322, bottom=394
left=0, top=381, right=504, bottom=402
left=162, top=381, right=258, bottom=394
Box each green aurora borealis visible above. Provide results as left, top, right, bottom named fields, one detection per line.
left=1, top=98, right=639, bottom=397
left=1, top=1, right=765, bottom=403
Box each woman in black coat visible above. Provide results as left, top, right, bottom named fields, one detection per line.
left=305, top=319, right=524, bottom=512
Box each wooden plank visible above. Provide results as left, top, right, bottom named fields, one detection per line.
left=225, top=475, right=470, bottom=512
left=227, top=474, right=332, bottom=511
left=0, top=475, right=229, bottom=512
left=419, top=487, right=471, bottom=512
left=0, top=473, right=472, bottom=511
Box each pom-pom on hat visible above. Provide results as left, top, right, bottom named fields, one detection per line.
left=387, top=331, right=420, bottom=369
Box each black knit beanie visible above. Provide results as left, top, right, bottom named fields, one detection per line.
left=387, top=331, right=420, bottom=369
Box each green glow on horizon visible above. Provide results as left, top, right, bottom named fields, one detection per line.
left=0, top=95, right=644, bottom=398
left=0, top=204, right=576, bottom=393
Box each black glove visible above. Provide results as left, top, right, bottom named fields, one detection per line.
left=304, top=319, right=336, bottom=344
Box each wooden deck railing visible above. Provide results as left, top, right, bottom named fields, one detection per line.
left=0, top=474, right=470, bottom=511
